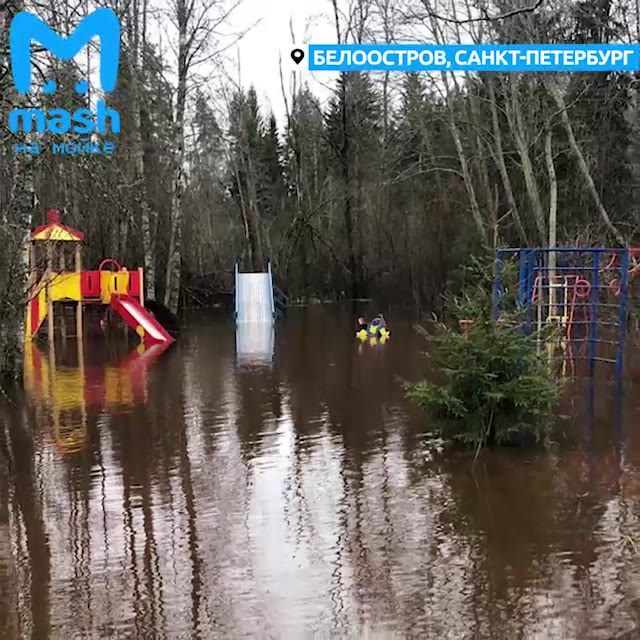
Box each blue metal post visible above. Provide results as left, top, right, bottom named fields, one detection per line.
left=492, top=250, right=506, bottom=322
left=517, top=249, right=528, bottom=308
left=588, top=253, right=600, bottom=375
left=267, top=262, right=276, bottom=321
left=615, top=249, right=629, bottom=379
left=234, top=263, right=239, bottom=322
left=525, top=250, right=536, bottom=335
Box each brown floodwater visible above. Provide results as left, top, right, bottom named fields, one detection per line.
left=1, top=306, right=640, bottom=639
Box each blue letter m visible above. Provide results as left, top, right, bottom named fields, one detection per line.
left=10, top=8, right=120, bottom=94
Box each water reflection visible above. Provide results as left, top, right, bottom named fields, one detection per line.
left=1, top=308, right=639, bottom=638
left=235, top=322, right=274, bottom=366
left=23, top=340, right=171, bottom=455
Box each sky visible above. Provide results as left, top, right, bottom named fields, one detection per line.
left=228, top=0, right=338, bottom=122
left=30, top=0, right=340, bottom=130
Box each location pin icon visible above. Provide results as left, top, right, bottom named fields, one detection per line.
left=291, top=48, right=305, bottom=65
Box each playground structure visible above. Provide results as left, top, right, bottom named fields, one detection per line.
left=25, top=209, right=174, bottom=348
left=493, top=247, right=639, bottom=377
left=234, top=263, right=287, bottom=364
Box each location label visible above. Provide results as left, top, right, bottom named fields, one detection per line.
left=291, top=48, right=305, bottom=65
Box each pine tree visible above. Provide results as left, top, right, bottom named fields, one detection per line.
left=227, top=86, right=266, bottom=270
left=325, top=72, right=381, bottom=297
left=259, top=113, right=285, bottom=221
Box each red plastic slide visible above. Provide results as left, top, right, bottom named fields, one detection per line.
left=110, top=294, right=174, bottom=346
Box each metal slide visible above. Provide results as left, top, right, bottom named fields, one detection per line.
left=234, top=263, right=275, bottom=325
left=234, top=264, right=276, bottom=363
left=110, top=294, right=174, bottom=346
left=235, top=323, right=275, bottom=365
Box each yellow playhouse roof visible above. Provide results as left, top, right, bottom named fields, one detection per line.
left=31, top=209, right=84, bottom=242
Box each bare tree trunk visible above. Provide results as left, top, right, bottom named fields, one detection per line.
left=545, top=77, right=626, bottom=246
left=280, top=69, right=307, bottom=287
left=424, top=1, right=486, bottom=244
left=475, top=131, right=495, bottom=227
left=423, top=4, right=486, bottom=245
left=545, top=125, right=558, bottom=313
left=231, top=153, right=253, bottom=267
left=141, top=202, right=156, bottom=300
left=486, top=76, right=528, bottom=244
left=330, top=3, right=360, bottom=296
left=14, top=154, right=34, bottom=373
left=545, top=127, right=558, bottom=251
left=340, top=78, right=360, bottom=297
left=164, top=1, right=188, bottom=313
left=442, top=73, right=487, bottom=244
left=504, top=76, right=547, bottom=244
left=119, top=212, right=130, bottom=260
left=241, top=151, right=265, bottom=271
left=448, top=12, right=496, bottom=243
left=130, top=0, right=156, bottom=300
left=164, top=135, right=184, bottom=313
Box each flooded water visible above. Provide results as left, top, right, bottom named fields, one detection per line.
left=1, top=306, right=640, bottom=639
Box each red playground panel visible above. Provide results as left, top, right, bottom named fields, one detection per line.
left=128, top=270, right=142, bottom=298
left=81, top=271, right=102, bottom=298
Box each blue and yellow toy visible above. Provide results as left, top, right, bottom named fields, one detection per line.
left=356, top=315, right=390, bottom=341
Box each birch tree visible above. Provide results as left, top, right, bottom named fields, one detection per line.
left=164, top=0, right=240, bottom=313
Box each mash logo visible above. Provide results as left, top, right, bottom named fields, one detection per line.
left=10, top=8, right=120, bottom=94
left=8, top=8, right=121, bottom=152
